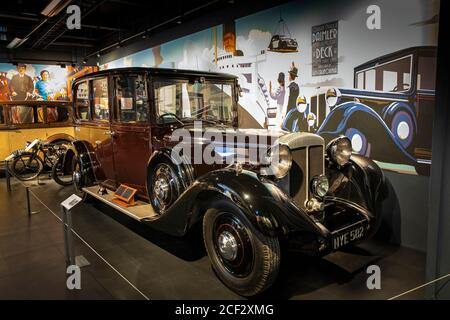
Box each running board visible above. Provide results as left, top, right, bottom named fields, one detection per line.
left=83, top=185, right=158, bottom=221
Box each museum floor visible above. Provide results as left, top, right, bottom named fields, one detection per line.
left=0, top=176, right=427, bottom=300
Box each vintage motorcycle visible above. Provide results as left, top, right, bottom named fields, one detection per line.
left=10, top=139, right=72, bottom=185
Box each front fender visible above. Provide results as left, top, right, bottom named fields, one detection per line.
left=326, top=154, right=389, bottom=237
left=147, top=168, right=324, bottom=238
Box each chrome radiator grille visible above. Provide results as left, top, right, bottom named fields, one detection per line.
left=289, top=145, right=324, bottom=208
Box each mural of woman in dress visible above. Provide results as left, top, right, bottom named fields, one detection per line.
left=269, top=72, right=286, bottom=130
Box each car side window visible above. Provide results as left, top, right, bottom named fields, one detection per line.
left=92, top=78, right=109, bottom=121
left=75, top=81, right=89, bottom=120
left=115, top=75, right=148, bottom=123
left=11, top=105, right=36, bottom=124
left=45, top=105, right=69, bottom=123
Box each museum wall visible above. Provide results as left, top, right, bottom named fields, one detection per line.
left=100, top=0, right=439, bottom=252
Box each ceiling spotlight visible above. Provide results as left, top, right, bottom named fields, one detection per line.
left=41, top=0, right=72, bottom=17
left=82, top=59, right=87, bottom=64
left=6, top=37, right=22, bottom=49
left=97, top=53, right=101, bottom=58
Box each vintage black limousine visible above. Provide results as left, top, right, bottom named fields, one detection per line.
left=67, top=67, right=390, bottom=296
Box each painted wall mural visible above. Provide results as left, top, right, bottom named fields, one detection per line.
left=0, top=63, right=97, bottom=102
left=102, top=0, right=440, bottom=175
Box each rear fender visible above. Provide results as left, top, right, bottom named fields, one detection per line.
left=66, top=140, right=98, bottom=183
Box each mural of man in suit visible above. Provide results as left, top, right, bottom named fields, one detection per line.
left=282, top=62, right=300, bottom=131
left=10, top=64, right=34, bottom=101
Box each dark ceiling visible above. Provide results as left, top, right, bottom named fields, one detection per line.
left=0, top=0, right=285, bottom=65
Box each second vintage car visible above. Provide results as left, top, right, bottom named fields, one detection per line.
left=66, top=67, right=390, bottom=296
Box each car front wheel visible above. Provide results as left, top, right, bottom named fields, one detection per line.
left=203, top=197, right=280, bottom=296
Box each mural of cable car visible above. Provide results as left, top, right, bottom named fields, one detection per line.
left=268, top=13, right=298, bottom=53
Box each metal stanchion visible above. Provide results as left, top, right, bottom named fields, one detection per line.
left=25, top=186, right=39, bottom=216
left=5, top=160, right=11, bottom=192
left=62, top=205, right=75, bottom=267
left=60, top=194, right=87, bottom=268
left=26, top=186, right=31, bottom=216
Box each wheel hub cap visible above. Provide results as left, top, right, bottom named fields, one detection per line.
left=397, top=121, right=410, bottom=140
left=73, top=171, right=81, bottom=186
left=154, top=178, right=169, bottom=201
left=217, top=230, right=238, bottom=261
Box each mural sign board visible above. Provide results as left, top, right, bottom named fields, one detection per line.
left=312, top=21, right=338, bottom=76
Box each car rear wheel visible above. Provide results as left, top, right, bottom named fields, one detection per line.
left=72, top=156, right=92, bottom=201
left=203, top=197, right=280, bottom=296
left=390, top=110, right=415, bottom=150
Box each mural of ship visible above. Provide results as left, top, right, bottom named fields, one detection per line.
left=213, top=21, right=271, bottom=128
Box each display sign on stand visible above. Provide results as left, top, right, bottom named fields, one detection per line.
left=112, top=184, right=138, bottom=207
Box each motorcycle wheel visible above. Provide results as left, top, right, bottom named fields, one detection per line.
left=11, top=153, right=44, bottom=181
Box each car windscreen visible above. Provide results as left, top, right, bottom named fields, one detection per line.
left=154, top=79, right=234, bottom=124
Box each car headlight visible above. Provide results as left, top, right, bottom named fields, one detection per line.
left=326, top=88, right=341, bottom=107
left=267, top=145, right=292, bottom=179
left=310, top=174, right=329, bottom=198
left=296, top=95, right=308, bottom=113
left=327, top=136, right=352, bottom=166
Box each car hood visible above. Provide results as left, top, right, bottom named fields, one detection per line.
left=165, top=124, right=324, bottom=165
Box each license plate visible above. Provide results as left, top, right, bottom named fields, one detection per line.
left=332, top=223, right=366, bottom=250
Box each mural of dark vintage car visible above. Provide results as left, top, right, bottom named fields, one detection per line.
left=306, top=46, right=436, bottom=176
left=268, top=35, right=298, bottom=53
left=66, top=67, right=390, bottom=296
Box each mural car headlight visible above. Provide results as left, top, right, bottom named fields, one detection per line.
left=327, top=136, right=352, bottom=166
left=296, top=95, right=308, bottom=113
left=310, top=174, right=329, bottom=198
left=267, top=145, right=292, bottom=179
left=326, top=88, right=341, bottom=107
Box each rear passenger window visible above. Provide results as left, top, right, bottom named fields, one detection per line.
left=46, top=105, right=69, bottom=123
left=75, top=82, right=89, bottom=120
left=115, top=75, right=148, bottom=123
left=93, top=78, right=109, bottom=121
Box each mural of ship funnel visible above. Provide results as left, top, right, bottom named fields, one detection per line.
left=101, top=0, right=439, bottom=176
